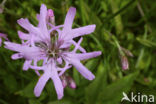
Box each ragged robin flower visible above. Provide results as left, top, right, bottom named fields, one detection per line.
left=4, top=4, right=101, bottom=99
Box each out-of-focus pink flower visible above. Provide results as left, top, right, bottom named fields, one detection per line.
left=0, top=0, right=7, bottom=14
left=0, top=33, right=8, bottom=46
left=4, top=4, right=101, bottom=99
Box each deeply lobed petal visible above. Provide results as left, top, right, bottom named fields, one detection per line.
left=64, top=54, right=95, bottom=80
left=33, top=60, right=64, bottom=99
left=11, top=53, right=23, bottom=60
left=50, top=61, right=64, bottom=99
left=23, top=60, right=32, bottom=71
left=17, top=18, right=39, bottom=34
left=4, top=42, right=44, bottom=60
left=68, top=59, right=95, bottom=80
left=60, top=7, right=76, bottom=39
left=72, top=51, right=101, bottom=60
left=34, top=72, right=50, bottom=97
left=71, top=40, right=86, bottom=53
left=38, top=4, right=50, bottom=40
left=17, top=18, right=47, bottom=42
left=65, top=25, right=96, bottom=40
left=18, top=31, right=30, bottom=40
left=51, top=72, right=64, bottom=99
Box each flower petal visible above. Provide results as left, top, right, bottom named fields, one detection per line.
left=36, top=14, right=40, bottom=21
left=61, top=7, right=76, bottom=39
left=39, top=4, right=47, bottom=28
left=4, top=42, right=24, bottom=52
left=17, top=18, right=39, bottom=34
left=0, top=33, right=8, bottom=40
left=74, top=51, right=101, bottom=60
left=67, top=25, right=96, bottom=40
left=72, top=37, right=83, bottom=52
left=38, top=4, right=49, bottom=40
left=11, top=53, right=23, bottom=60
left=0, top=38, right=2, bottom=47
left=23, top=60, right=32, bottom=70
left=57, top=57, right=62, bottom=64
left=50, top=63, right=64, bottom=99
left=18, top=31, right=30, bottom=40
left=71, top=40, right=86, bottom=53
left=63, top=7, right=76, bottom=32
left=66, top=57, right=95, bottom=80
left=51, top=75, right=64, bottom=99
left=4, top=42, right=44, bottom=60
left=58, top=61, right=70, bottom=76
left=34, top=72, right=50, bottom=97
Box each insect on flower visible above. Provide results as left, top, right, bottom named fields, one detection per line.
left=4, top=4, right=101, bottom=99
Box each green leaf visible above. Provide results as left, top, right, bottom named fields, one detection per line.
left=16, top=80, right=36, bottom=98
left=97, top=72, right=139, bottom=104
left=3, top=74, right=18, bottom=93
left=45, top=81, right=57, bottom=100
left=136, top=37, right=156, bottom=47
left=85, top=62, right=107, bottom=104
left=16, top=78, right=47, bottom=100
left=28, top=99, right=42, bottom=104
left=85, top=59, right=99, bottom=71
left=47, top=100, right=72, bottom=104
left=73, top=67, right=80, bottom=86
left=109, top=0, right=123, bottom=34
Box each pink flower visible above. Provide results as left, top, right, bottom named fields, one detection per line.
left=0, top=33, right=8, bottom=46
left=4, top=4, right=101, bottom=99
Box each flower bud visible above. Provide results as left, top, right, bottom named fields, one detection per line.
left=67, top=76, right=76, bottom=89
left=121, top=55, right=129, bottom=70
left=47, top=9, right=54, bottom=17
left=62, top=79, right=67, bottom=88
left=46, top=9, right=55, bottom=25
left=60, top=74, right=67, bottom=88
left=69, top=80, right=76, bottom=89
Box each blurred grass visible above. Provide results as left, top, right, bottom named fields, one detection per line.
left=0, top=0, right=156, bottom=104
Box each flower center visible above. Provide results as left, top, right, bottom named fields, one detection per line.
left=35, top=41, right=59, bottom=58
left=35, top=30, right=67, bottom=59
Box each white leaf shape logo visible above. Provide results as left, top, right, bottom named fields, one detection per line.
left=121, top=92, right=131, bottom=102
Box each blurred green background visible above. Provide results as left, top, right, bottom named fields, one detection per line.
left=0, top=0, right=156, bottom=104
